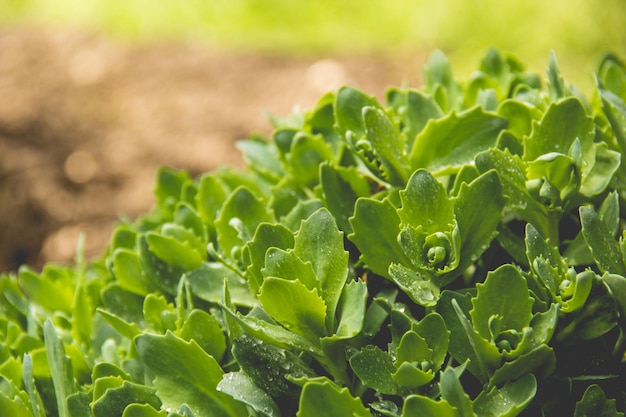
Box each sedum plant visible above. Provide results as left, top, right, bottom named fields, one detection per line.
left=3, top=49, right=626, bottom=416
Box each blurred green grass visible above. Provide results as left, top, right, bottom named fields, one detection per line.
left=2, top=0, right=625, bottom=88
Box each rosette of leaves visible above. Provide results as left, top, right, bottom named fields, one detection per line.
left=348, top=311, right=450, bottom=398
left=223, top=207, right=368, bottom=386
left=349, top=168, right=505, bottom=306
left=438, top=264, right=558, bottom=388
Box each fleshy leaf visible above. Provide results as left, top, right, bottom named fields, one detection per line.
left=296, top=379, right=371, bottom=417
left=221, top=305, right=322, bottom=356
left=580, top=205, right=626, bottom=276
left=319, top=163, right=371, bottom=234
left=386, top=88, right=444, bottom=149
left=111, top=248, right=154, bottom=296
left=349, top=197, right=412, bottom=279
left=410, top=107, right=507, bottom=175
left=187, top=262, right=256, bottom=307
left=179, top=309, right=227, bottom=362
left=470, top=264, right=533, bottom=340
left=334, top=86, right=383, bottom=139
left=473, top=374, right=537, bottom=417
left=389, top=263, right=440, bottom=307
left=574, top=384, right=624, bottom=417
left=293, top=208, right=349, bottom=328
left=439, top=366, right=476, bottom=417
left=363, top=106, right=410, bottom=185
left=242, top=222, right=295, bottom=294
left=401, top=396, right=458, bottom=417
left=44, top=320, right=75, bottom=417
left=91, top=381, right=161, bottom=417
left=258, top=278, right=327, bottom=341
left=215, top=186, right=274, bottom=261
left=334, top=279, right=367, bottom=339
left=287, top=132, right=334, bottom=188
left=134, top=331, right=246, bottom=417
left=262, top=248, right=318, bottom=292
left=523, top=97, right=593, bottom=161
left=398, top=170, right=455, bottom=233
left=452, top=170, right=505, bottom=281
left=217, top=372, right=281, bottom=417
left=349, top=345, right=397, bottom=395
left=231, top=333, right=313, bottom=399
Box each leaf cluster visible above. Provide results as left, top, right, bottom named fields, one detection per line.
left=2, top=49, right=626, bottom=416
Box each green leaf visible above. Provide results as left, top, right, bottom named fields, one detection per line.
left=121, top=403, right=168, bottom=417
left=439, top=366, right=475, bottom=417
left=237, top=137, right=284, bottom=183
left=262, top=248, right=318, bottom=292
left=179, top=309, right=227, bottom=362
left=334, top=86, right=382, bottom=139
left=386, top=88, right=443, bottom=149
left=44, top=320, right=75, bottom=417
left=293, top=208, right=349, bottom=329
left=217, top=372, right=281, bottom=417
left=470, top=265, right=533, bottom=340
left=453, top=170, right=505, bottom=279
left=18, top=266, right=74, bottom=313
left=243, top=222, right=295, bottom=294
left=414, top=312, right=450, bottom=370
left=363, top=106, right=409, bottom=184
left=22, top=354, right=45, bottom=417
left=523, top=97, right=593, bottom=161
left=139, top=236, right=186, bottom=295
left=145, top=230, right=204, bottom=271
left=287, top=132, right=334, bottom=188
left=111, top=248, right=154, bottom=296
left=473, top=374, right=537, bottom=417
left=497, top=99, right=543, bottom=139
left=388, top=263, right=440, bottom=306
left=349, top=345, right=396, bottom=395
left=154, top=167, right=191, bottom=214
left=195, top=174, right=229, bottom=226
left=423, top=49, right=461, bottom=112
left=231, top=333, right=313, bottom=399
left=410, top=107, right=507, bottom=175
left=580, top=205, right=626, bottom=276
left=475, top=149, right=550, bottom=236
left=599, top=85, right=626, bottom=158
left=0, top=385, right=33, bottom=417
left=319, top=163, right=371, bottom=234
left=349, top=197, right=412, bottom=279
left=401, top=396, right=458, bottom=417
left=398, top=169, right=455, bottom=233
left=392, top=362, right=434, bottom=390
left=187, top=262, right=257, bottom=308
left=97, top=309, right=141, bottom=340
left=100, top=284, right=145, bottom=327
left=91, top=381, right=162, bottom=417
left=142, top=293, right=176, bottom=334
left=574, top=384, right=624, bottom=417
left=296, top=379, right=371, bottom=417
left=215, top=186, right=274, bottom=261
left=488, top=345, right=555, bottom=388
left=221, top=305, right=322, bottom=356
left=547, top=51, right=567, bottom=100
left=334, top=279, right=367, bottom=338
left=135, top=331, right=246, bottom=417
left=258, top=278, right=327, bottom=341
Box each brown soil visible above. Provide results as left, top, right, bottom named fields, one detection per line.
left=0, top=27, right=426, bottom=273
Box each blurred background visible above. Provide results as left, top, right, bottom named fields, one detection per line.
left=0, top=0, right=625, bottom=272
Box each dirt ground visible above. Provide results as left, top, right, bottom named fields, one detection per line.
left=0, top=27, right=426, bottom=273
